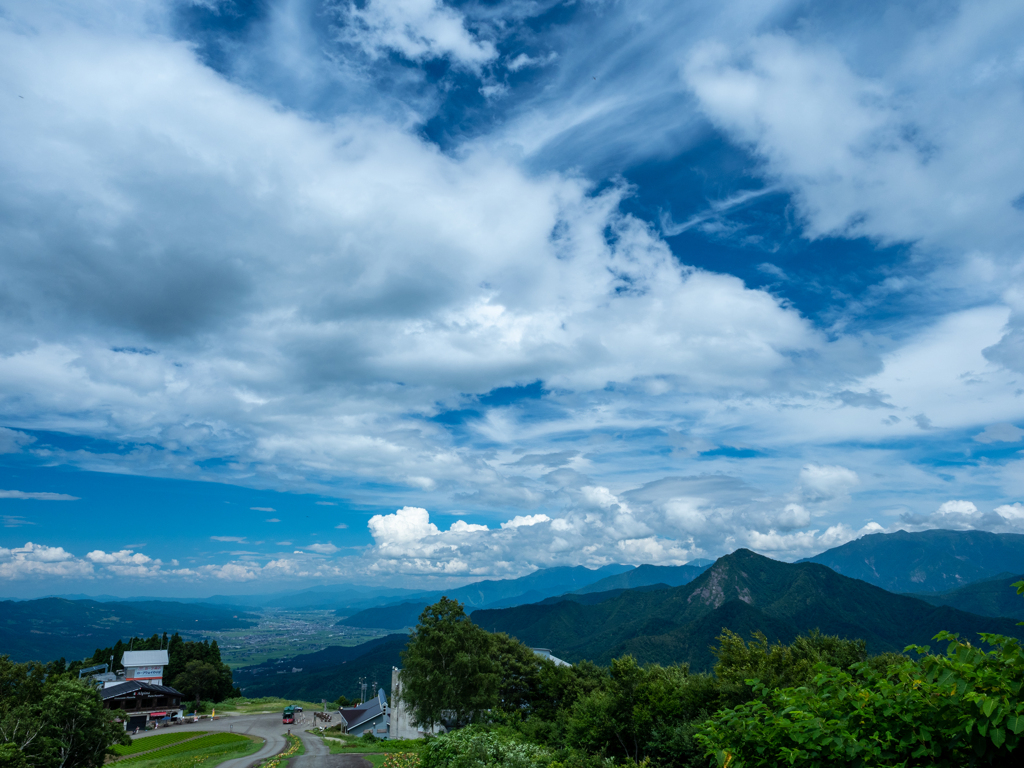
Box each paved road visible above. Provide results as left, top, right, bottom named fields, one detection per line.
left=128, top=715, right=370, bottom=768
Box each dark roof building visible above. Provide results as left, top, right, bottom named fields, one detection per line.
left=100, top=680, right=185, bottom=731
left=339, top=689, right=389, bottom=736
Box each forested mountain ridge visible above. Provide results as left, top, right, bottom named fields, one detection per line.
left=471, top=549, right=1024, bottom=670
left=572, top=562, right=711, bottom=594
left=232, top=633, right=408, bottom=701
left=910, top=572, right=1024, bottom=619
left=800, top=528, right=1024, bottom=592
left=336, top=563, right=633, bottom=628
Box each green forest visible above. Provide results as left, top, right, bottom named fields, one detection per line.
left=402, top=591, right=1024, bottom=768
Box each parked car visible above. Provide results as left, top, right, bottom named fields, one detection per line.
left=294, top=706, right=303, bottom=712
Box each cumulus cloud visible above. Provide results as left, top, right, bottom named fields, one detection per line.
left=0, top=542, right=93, bottom=579
left=897, top=499, right=1024, bottom=533
left=797, top=465, right=859, bottom=504
left=336, top=0, right=497, bottom=69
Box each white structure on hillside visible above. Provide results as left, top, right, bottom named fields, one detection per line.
left=389, top=667, right=445, bottom=740
left=532, top=648, right=571, bottom=667
left=121, top=650, right=169, bottom=686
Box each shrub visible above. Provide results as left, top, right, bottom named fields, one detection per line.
left=697, top=631, right=1024, bottom=767
left=422, top=726, right=551, bottom=768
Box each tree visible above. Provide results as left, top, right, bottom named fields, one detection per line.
left=172, top=661, right=223, bottom=705
left=0, top=656, right=127, bottom=768
left=399, top=597, right=499, bottom=729
left=566, top=655, right=718, bottom=767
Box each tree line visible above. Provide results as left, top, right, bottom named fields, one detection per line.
left=401, top=592, right=1024, bottom=767
left=82, top=632, right=239, bottom=704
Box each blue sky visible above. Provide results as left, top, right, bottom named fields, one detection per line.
left=3, top=0, right=1024, bottom=597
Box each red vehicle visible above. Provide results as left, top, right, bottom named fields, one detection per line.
left=282, top=705, right=295, bottom=725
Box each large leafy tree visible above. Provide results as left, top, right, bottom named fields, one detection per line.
left=399, top=597, right=499, bottom=729
left=0, top=656, right=128, bottom=768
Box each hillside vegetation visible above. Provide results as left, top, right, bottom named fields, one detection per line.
left=472, top=549, right=1024, bottom=670
left=910, top=572, right=1024, bottom=620
left=233, top=633, right=408, bottom=700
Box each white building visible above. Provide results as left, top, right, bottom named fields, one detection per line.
left=121, top=650, right=170, bottom=686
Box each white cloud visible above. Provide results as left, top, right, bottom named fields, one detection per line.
left=500, top=514, right=551, bottom=529
left=265, top=517, right=281, bottom=522
left=0, top=427, right=35, bottom=454
left=337, top=0, right=497, bottom=70
left=507, top=52, right=557, bottom=72
left=0, top=542, right=93, bottom=579
left=211, top=536, right=248, bottom=543
left=86, top=549, right=152, bottom=565
left=316, top=501, right=338, bottom=506
left=995, top=503, right=1024, bottom=522
left=797, top=464, right=860, bottom=504
left=776, top=503, right=810, bottom=529
left=2, top=515, right=35, bottom=527
left=973, top=423, right=1024, bottom=443
left=449, top=520, right=488, bottom=533
left=306, top=542, right=339, bottom=554
left=251, top=506, right=277, bottom=512
left=0, top=490, right=79, bottom=501
left=334, top=523, right=348, bottom=529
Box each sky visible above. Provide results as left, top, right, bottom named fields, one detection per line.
left=2, top=0, right=1024, bottom=597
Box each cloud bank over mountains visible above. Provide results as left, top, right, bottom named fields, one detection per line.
left=2, top=0, right=1024, bottom=589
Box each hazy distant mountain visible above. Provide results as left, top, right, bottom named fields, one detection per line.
left=471, top=549, right=1024, bottom=671
left=233, top=634, right=408, bottom=701
left=799, top=529, right=1024, bottom=593
left=0, top=598, right=259, bottom=663
left=910, top=573, right=1024, bottom=620
left=337, top=564, right=633, bottom=629
left=572, top=563, right=711, bottom=594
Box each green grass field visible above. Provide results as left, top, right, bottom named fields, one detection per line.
left=117, top=733, right=254, bottom=764
left=206, top=696, right=324, bottom=714
left=111, top=733, right=261, bottom=768
left=323, top=735, right=424, bottom=755
left=113, top=732, right=207, bottom=756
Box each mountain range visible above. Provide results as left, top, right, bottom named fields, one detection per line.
left=337, top=563, right=634, bottom=629
left=910, top=572, right=1024, bottom=620
left=472, top=548, right=1024, bottom=671
left=0, top=598, right=259, bottom=663
left=799, top=529, right=1024, bottom=593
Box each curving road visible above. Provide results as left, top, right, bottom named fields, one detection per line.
left=127, top=714, right=370, bottom=768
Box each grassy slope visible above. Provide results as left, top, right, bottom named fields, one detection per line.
left=113, top=733, right=260, bottom=768
left=472, top=549, right=1024, bottom=671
